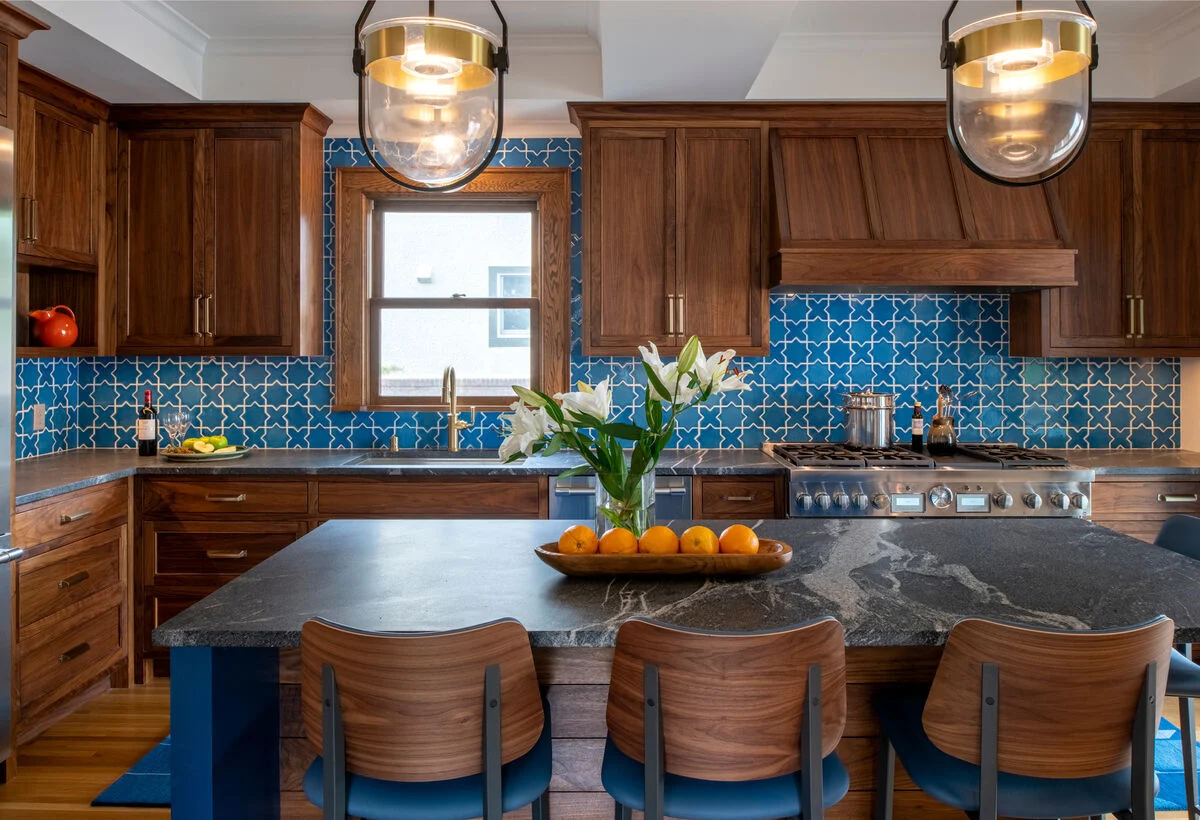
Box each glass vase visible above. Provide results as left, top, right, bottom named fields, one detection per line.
left=595, top=471, right=656, bottom=537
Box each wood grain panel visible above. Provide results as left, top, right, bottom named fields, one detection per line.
left=961, top=172, right=1059, bottom=241
left=534, top=647, right=614, bottom=684
left=1091, top=478, right=1200, bottom=516
left=694, top=476, right=780, bottom=518
left=1091, top=518, right=1165, bottom=543
left=547, top=685, right=608, bottom=738
left=866, top=136, right=964, bottom=241
left=13, top=480, right=128, bottom=549
left=17, top=527, right=121, bottom=628
left=773, top=133, right=873, bottom=240
left=775, top=248, right=1076, bottom=288
left=151, top=523, right=302, bottom=576
left=19, top=602, right=122, bottom=714
left=315, top=477, right=544, bottom=518
left=141, top=479, right=309, bottom=516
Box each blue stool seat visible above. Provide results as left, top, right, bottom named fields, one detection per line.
left=1170, top=648, right=1200, bottom=697
left=600, top=736, right=849, bottom=820
left=875, top=689, right=1156, bottom=819
left=303, top=702, right=552, bottom=820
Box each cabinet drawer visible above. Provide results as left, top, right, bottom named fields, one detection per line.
left=18, top=527, right=123, bottom=628
left=316, top=478, right=544, bottom=518
left=20, top=602, right=122, bottom=712
left=1092, top=518, right=1165, bottom=544
left=695, top=477, right=780, bottom=518
left=14, top=480, right=127, bottom=548
left=1091, top=479, right=1200, bottom=516
left=152, top=593, right=210, bottom=629
left=141, top=479, right=309, bottom=516
left=149, top=521, right=304, bottom=578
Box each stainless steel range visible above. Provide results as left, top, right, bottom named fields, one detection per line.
left=762, top=442, right=1094, bottom=518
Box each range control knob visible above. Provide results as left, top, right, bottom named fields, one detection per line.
left=814, top=492, right=832, bottom=511
left=795, top=493, right=813, bottom=512
left=992, top=491, right=1014, bottom=509
left=1070, top=492, right=1090, bottom=511
left=852, top=492, right=870, bottom=511
left=1023, top=492, right=1043, bottom=511
left=832, top=492, right=850, bottom=510
left=1049, top=492, right=1071, bottom=511
left=929, top=484, right=953, bottom=510
left=872, top=493, right=890, bottom=510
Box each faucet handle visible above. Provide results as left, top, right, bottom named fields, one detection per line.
left=454, top=405, right=476, bottom=431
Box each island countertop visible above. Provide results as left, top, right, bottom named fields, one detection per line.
left=153, top=516, right=1200, bottom=649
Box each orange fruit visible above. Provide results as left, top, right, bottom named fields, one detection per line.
left=599, top=527, right=638, bottom=555
left=719, top=524, right=760, bottom=555
left=680, top=525, right=719, bottom=555
left=558, top=524, right=599, bottom=555
left=638, top=525, right=680, bottom=555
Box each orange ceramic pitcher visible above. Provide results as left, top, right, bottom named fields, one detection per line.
left=29, top=305, right=78, bottom=348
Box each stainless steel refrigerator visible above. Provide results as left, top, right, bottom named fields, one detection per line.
left=0, top=124, right=20, bottom=773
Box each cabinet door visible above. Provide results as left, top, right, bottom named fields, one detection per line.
left=584, top=127, right=677, bottom=355
left=677, top=127, right=764, bottom=351
left=1136, top=132, right=1200, bottom=349
left=208, top=128, right=295, bottom=351
left=17, top=93, right=100, bottom=267
left=1046, top=133, right=1132, bottom=350
left=117, top=129, right=207, bottom=351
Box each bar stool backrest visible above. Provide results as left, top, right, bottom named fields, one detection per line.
left=300, top=618, right=543, bottom=782
left=1156, top=514, right=1200, bottom=561
left=922, top=616, right=1174, bottom=778
left=606, top=617, right=846, bottom=782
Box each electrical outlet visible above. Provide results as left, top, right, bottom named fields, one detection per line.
left=32, top=403, right=46, bottom=431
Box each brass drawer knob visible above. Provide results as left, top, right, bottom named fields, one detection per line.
left=1158, top=493, right=1199, bottom=503
left=59, top=509, right=94, bottom=525
left=204, top=493, right=247, bottom=503
left=57, top=571, right=90, bottom=590
left=58, top=642, right=90, bottom=664
left=205, top=550, right=249, bottom=560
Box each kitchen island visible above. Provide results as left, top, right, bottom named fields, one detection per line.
left=155, top=516, right=1200, bottom=820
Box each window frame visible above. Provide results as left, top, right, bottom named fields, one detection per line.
left=334, top=166, right=572, bottom=412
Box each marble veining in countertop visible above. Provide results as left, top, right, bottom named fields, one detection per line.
left=152, top=516, right=1200, bottom=650
left=1044, top=448, right=1200, bottom=475
left=13, top=447, right=787, bottom=506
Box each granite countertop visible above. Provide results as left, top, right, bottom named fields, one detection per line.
left=152, top=516, right=1200, bottom=649
left=13, top=447, right=785, bottom=506
left=1045, top=448, right=1200, bottom=475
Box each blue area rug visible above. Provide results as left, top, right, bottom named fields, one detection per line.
left=1158, top=716, right=1198, bottom=811
left=92, top=735, right=170, bottom=807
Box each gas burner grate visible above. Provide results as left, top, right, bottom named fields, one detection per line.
left=956, top=443, right=1070, bottom=468
left=766, top=443, right=934, bottom=469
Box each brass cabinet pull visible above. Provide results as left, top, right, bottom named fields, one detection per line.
left=205, top=549, right=248, bottom=560
left=204, top=493, right=246, bottom=503
left=193, top=295, right=203, bottom=336
left=1137, top=295, right=1146, bottom=338
left=1158, top=493, right=1199, bottom=503
left=59, top=509, right=93, bottom=525
left=58, top=642, right=90, bottom=664
left=57, top=570, right=90, bottom=590
left=30, top=198, right=38, bottom=242
left=203, top=295, right=213, bottom=337
left=21, top=197, right=30, bottom=241
left=677, top=294, right=685, bottom=336
left=1125, top=295, right=1135, bottom=339
left=720, top=495, right=757, bottom=502
left=666, top=294, right=676, bottom=336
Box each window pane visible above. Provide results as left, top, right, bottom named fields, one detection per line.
left=381, top=210, right=533, bottom=298
left=378, top=308, right=531, bottom=398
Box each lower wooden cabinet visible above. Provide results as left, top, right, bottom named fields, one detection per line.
left=11, top=481, right=131, bottom=746
left=1090, top=475, right=1200, bottom=543
left=692, top=475, right=785, bottom=519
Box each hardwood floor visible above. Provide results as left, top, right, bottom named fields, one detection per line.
left=0, top=684, right=1193, bottom=819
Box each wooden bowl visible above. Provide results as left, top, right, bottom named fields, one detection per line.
left=534, top=539, right=792, bottom=577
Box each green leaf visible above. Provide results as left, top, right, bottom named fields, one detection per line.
left=645, top=398, right=662, bottom=432
left=512, top=385, right=546, bottom=407
left=677, top=335, right=700, bottom=373
left=597, top=422, right=645, bottom=441
left=642, top=361, right=672, bottom=402
left=503, top=451, right=526, bottom=463
left=542, top=434, right=564, bottom=457
left=555, top=464, right=592, bottom=479
left=541, top=400, right=567, bottom=426
left=564, top=411, right=609, bottom=430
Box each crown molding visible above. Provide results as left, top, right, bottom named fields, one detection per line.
left=206, top=32, right=597, bottom=58
left=124, top=0, right=208, bottom=56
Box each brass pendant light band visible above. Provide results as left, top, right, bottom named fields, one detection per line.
left=363, top=23, right=497, bottom=92
left=953, top=18, right=1093, bottom=88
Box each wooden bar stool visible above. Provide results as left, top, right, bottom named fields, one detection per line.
left=1155, top=514, right=1200, bottom=820
left=875, top=616, right=1175, bottom=820
left=601, top=617, right=849, bottom=820
left=299, top=618, right=551, bottom=820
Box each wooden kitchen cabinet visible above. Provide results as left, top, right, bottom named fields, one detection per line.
left=693, top=475, right=784, bottom=519
left=573, top=113, right=768, bottom=356
left=113, top=104, right=329, bottom=356
left=1090, top=475, right=1200, bottom=543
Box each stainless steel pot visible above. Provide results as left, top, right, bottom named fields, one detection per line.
left=842, top=392, right=896, bottom=448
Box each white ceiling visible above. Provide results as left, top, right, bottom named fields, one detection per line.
left=14, top=0, right=1200, bottom=136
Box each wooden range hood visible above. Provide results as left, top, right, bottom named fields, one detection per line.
left=766, top=105, right=1077, bottom=291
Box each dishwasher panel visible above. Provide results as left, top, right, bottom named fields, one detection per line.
left=548, top=475, right=692, bottom=521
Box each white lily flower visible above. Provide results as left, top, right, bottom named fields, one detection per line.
left=498, top=401, right=550, bottom=461
left=640, top=343, right=699, bottom=404
left=692, top=346, right=748, bottom=394
left=555, top=379, right=611, bottom=423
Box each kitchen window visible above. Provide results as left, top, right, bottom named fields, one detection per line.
left=334, top=167, right=571, bottom=411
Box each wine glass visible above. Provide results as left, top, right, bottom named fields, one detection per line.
left=161, top=410, right=192, bottom=451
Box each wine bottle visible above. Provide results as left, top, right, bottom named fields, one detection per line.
left=137, top=389, right=159, bottom=457
left=911, top=401, right=925, bottom=452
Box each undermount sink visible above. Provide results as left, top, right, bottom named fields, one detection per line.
left=347, top=449, right=501, bottom=467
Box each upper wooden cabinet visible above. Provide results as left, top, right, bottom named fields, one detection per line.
left=1011, top=108, right=1200, bottom=356
left=112, top=105, right=330, bottom=356
left=571, top=106, right=768, bottom=356
left=17, top=64, right=106, bottom=271
left=0, top=4, right=46, bottom=132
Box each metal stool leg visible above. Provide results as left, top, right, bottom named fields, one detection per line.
left=876, top=728, right=894, bottom=820
left=1182, top=693, right=1198, bottom=820
left=531, top=790, right=549, bottom=820
left=613, top=802, right=633, bottom=820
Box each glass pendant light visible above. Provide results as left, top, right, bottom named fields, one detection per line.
left=353, top=1, right=509, bottom=191
left=941, top=1, right=1098, bottom=186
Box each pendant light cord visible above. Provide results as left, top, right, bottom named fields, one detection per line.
left=352, top=0, right=510, bottom=193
